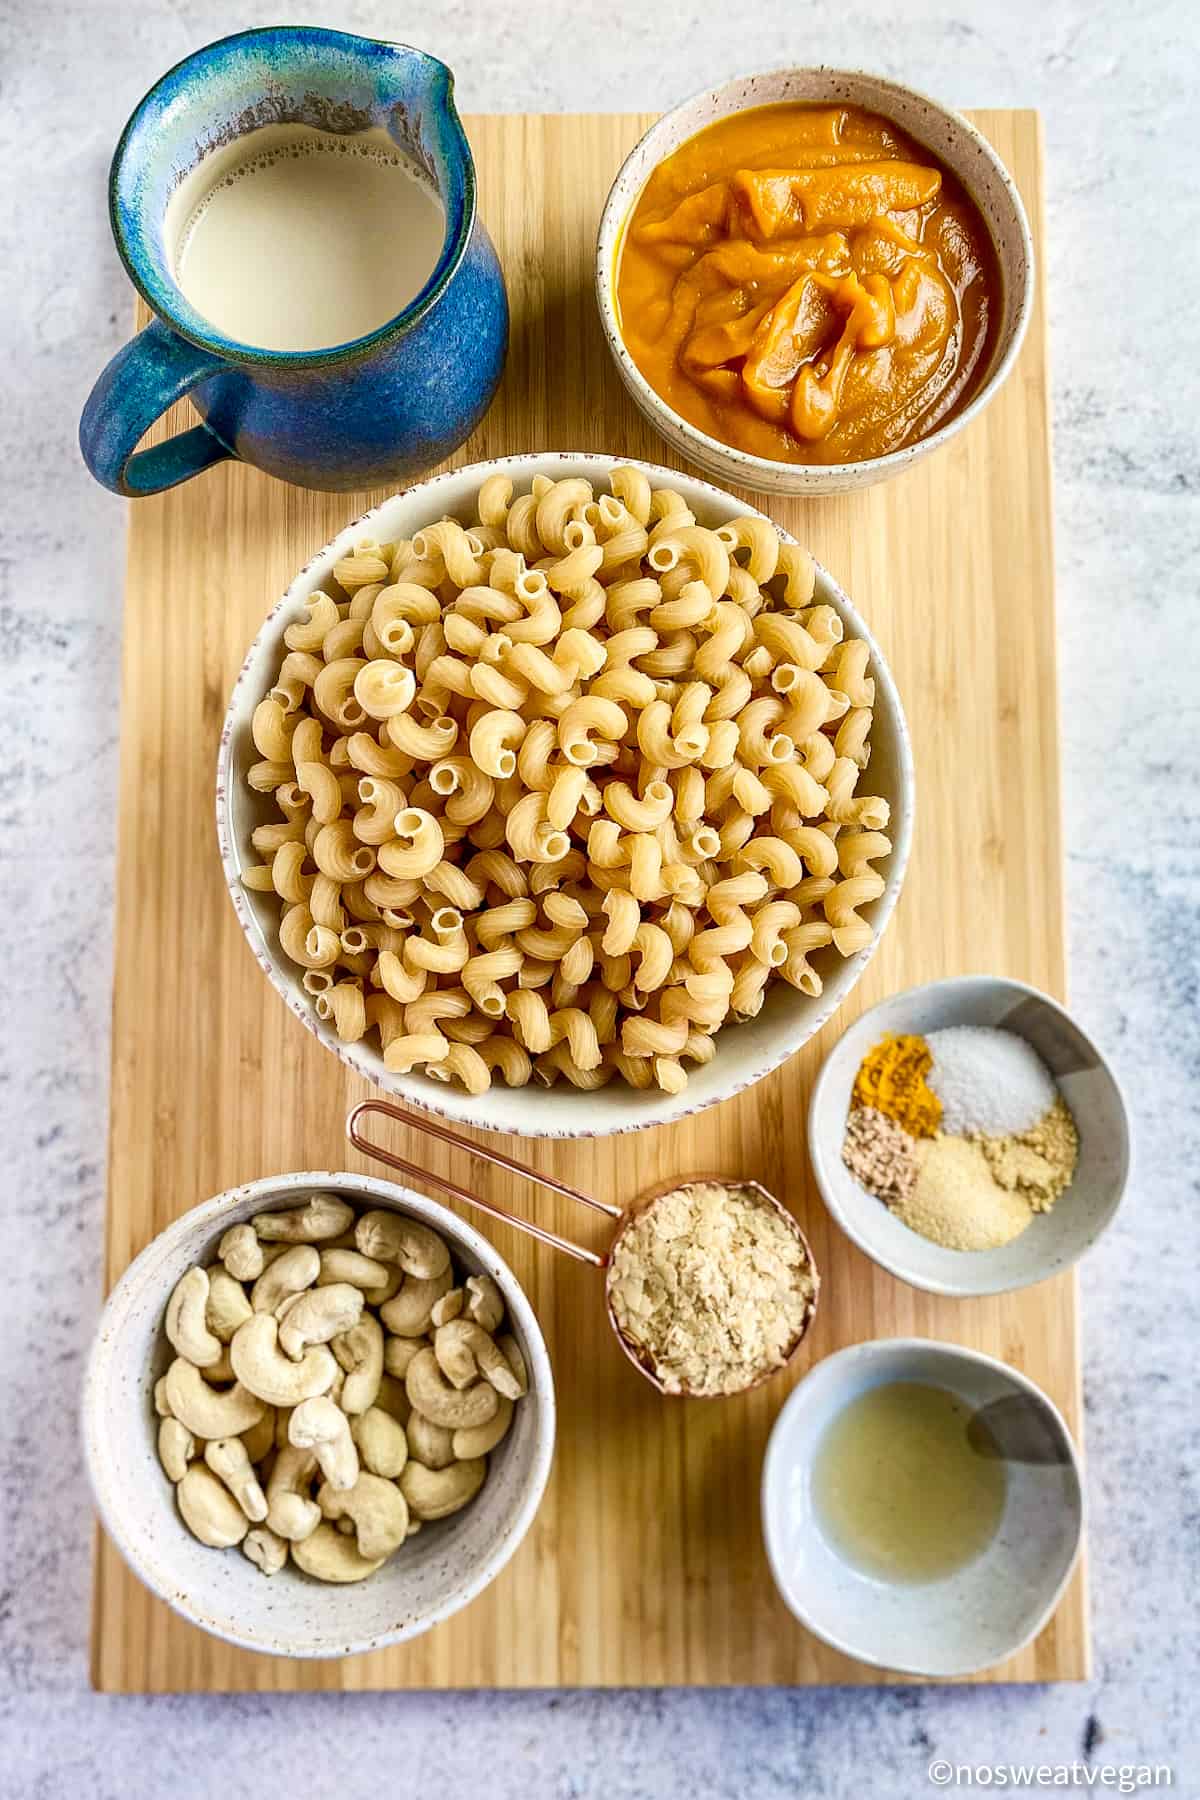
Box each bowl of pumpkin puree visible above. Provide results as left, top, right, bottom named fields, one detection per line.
left=597, top=69, right=1034, bottom=495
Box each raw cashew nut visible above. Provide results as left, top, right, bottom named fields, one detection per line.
left=177, top=1464, right=250, bottom=1547
left=466, top=1274, right=505, bottom=1333
left=240, top=1407, right=277, bottom=1465
left=318, top=1471, right=409, bottom=1559
left=399, top=1457, right=487, bottom=1521
left=355, top=1210, right=451, bottom=1280
left=498, top=1334, right=528, bottom=1398
left=374, top=1373, right=411, bottom=1425
left=157, top=1416, right=196, bottom=1482
left=379, top=1269, right=453, bottom=1337
left=164, top=1357, right=266, bottom=1440
left=317, top=1249, right=390, bottom=1291
left=274, top=1406, right=294, bottom=1450
left=405, top=1347, right=499, bottom=1430
left=292, top=1521, right=383, bottom=1584
left=206, top=1343, right=235, bottom=1383
left=243, top=1526, right=288, bottom=1575
left=454, top=1395, right=514, bottom=1459
left=332, top=1315, right=384, bottom=1415
left=383, top=1334, right=425, bottom=1379
left=350, top=1407, right=408, bottom=1479
left=204, top=1438, right=268, bottom=1521
left=165, top=1267, right=222, bottom=1368
left=269, top=1491, right=318, bottom=1542
left=431, top=1287, right=464, bottom=1327
left=205, top=1267, right=253, bottom=1341
left=153, top=1376, right=172, bottom=1418
left=289, top=1395, right=359, bottom=1492
left=230, top=1314, right=337, bottom=1407
left=255, top=1193, right=354, bottom=1243
left=434, top=1319, right=523, bottom=1400
left=219, top=1223, right=264, bottom=1282
left=251, top=1243, right=320, bottom=1314
left=265, top=1445, right=320, bottom=1542
left=405, top=1411, right=455, bottom=1470
left=277, top=1283, right=364, bottom=1360
left=319, top=1247, right=402, bottom=1302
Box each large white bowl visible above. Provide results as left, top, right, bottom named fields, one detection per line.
left=82, top=1171, right=555, bottom=1658
left=596, top=68, right=1035, bottom=497
left=808, top=976, right=1130, bottom=1296
left=762, top=1337, right=1084, bottom=1677
left=217, top=452, right=913, bottom=1137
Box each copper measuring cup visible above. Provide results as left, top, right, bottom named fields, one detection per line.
left=346, top=1098, right=820, bottom=1398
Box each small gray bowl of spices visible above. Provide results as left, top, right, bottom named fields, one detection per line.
left=808, top=976, right=1130, bottom=1297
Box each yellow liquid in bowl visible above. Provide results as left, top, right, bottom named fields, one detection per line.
left=812, top=1380, right=1007, bottom=1583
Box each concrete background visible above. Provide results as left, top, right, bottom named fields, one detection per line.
left=1, top=0, right=1196, bottom=1793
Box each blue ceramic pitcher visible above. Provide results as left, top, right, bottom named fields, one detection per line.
left=80, top=28, right=508, bottom=496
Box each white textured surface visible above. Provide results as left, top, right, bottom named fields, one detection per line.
left=2, top=0, right=1197, bottom=1793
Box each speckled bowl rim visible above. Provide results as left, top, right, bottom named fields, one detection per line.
left=595, top=66, right=1035, bottom=489
left=807, top=975, right=1132, bottom=1296
left=82, top=1169, right=556, bottom=1659
left=216, top=451, right=914, bottom=1140
left=760, top=1335, right=1086, bottom=1677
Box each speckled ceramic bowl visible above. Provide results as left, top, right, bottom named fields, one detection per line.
left=82, top=1171, right=555, bottom=1658
left=596, top=68, right=1034, bottom=496
left=217, top=452, right=914, bottom=1139
left=808, top=976, right=1131, bottom=1296
left=762, top=1337, right=1084, bottom=1677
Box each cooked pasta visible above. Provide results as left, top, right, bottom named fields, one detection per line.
left=242, top=469, right=891, bottom=1093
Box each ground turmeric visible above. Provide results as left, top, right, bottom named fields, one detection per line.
left=851, top=1033, right=942, bottom=1137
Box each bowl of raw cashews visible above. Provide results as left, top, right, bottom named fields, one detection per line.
left=218, top=452, right=914, bottom=1138
left=82, top=1172, right=555, bottom=1657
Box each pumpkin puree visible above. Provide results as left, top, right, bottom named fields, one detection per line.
left=616, top=103, right=1000, bottom=465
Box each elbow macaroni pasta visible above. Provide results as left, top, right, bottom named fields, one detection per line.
left=242, top=470, right=891, bottom=1094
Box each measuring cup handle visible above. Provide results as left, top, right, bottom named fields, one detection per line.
left=345, top=1099, right=617, bottom=1267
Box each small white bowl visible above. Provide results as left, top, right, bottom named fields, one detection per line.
left=217, top=451, right=913, bottom=1139
left=808, top=976, right=1130, bottom=1296
left=596, top=67, right=1034, bottom=497
left=762, top=1337, right=1084, bottom=1677
left=82, top=1171, right=555, bottom=1658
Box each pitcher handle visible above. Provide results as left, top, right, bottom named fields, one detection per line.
left=80, top=318, right=233, bottom=497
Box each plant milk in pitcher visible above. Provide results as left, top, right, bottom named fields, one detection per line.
left=166, top=123, right=446, bottom=352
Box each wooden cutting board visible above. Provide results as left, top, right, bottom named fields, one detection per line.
left=93, top=109, right=1086, bottom=1690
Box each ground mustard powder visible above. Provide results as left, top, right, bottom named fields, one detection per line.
left=979, top=1095, right=1079, bottom=1211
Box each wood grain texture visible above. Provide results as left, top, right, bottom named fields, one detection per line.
left=93, top=110, right=1087, bottom=1690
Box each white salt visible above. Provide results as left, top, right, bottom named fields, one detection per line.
left=925, top=1026, right=1057, bottom=1137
